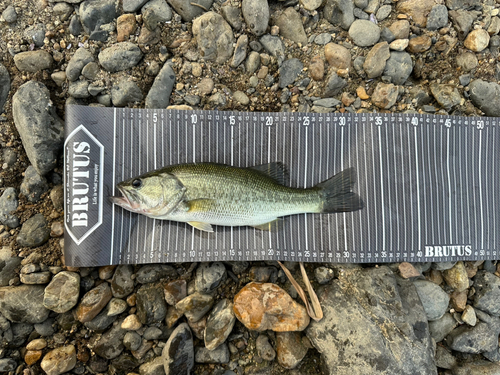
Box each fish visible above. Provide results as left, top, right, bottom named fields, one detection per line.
left=110, top=162, right=364, bottom=232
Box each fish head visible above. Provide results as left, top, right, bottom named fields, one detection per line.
left=110, top=172, right=185, bottom=217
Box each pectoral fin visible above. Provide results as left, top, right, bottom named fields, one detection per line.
left=250, top=218, right=283, bottom=232
left=188, top=221, right=214, bottom=232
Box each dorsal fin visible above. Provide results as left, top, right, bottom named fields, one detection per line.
left=250, top=162, right=289, bottom=185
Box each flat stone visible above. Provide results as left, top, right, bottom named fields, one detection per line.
left=195, top=344, right=230, bottom=364
left=192, top=12, right=234, bottom=64
left=242, top=0, right=269, bottom=36
left=396, top=0, right=434, bottom=27
left=389, top=20, right=410, bottom=39
left=20, top=272, right=51, bottom=284
left=12, top=81, right=64, bottom=175
left=464, top=29, right=490, bottom=52
left=275, top=8, right=307, bottom=45
left=40, top=346, right=76, bottom=375
left=111, top=265, right=134, bottom=298
left=407, top=35, right=432, bottom=53
left=307, top=266, right=436, bottom=374
left=76, top=282, right=113, bottom=323
left=276, top=332, right=308, bottom=369
left=371, top=82, right=398, bottom=109
left=164, top=279, right=187, bottom=305
left=80, top=0, right=117, bottom=34
left=469, top=80, right=500, bottom=117
left=111, top=79, right=143, bottom=107
left=167, top=0, right=213, bottom=22
left=363, top=42, right=390, bottom=78
left=383, top=51, right=413, bottom=85
left=427, top=5, right=448, bottom=30
left=43, top=271, right=80, bottom=313
left=324, top=43, right=351, bottom=70
left=98, top=42, right=143, bottom=73
left=145, top=62, right=175, bottom=109
left=430, top=83, right=461, bottom=109
left=221, top=4, right=242, bottom=30
left=349, top=20, right=380, bottom=47
left=162, top=323, right=194, bottom=374
left=176, top=292, right=214, bottom=323
left=279, top=58, right=303, bottom=88
left=136, top=283, right=167, bottom=324
left=205, top=299, right=236, bottom=350
left=0, top=63, right=10, bottom=113
left=117, top=14, right=136, bottom=42
left=0, top=188, right=19, bottom=228
left=324, top=0, right=355, bottom=30
left=92, top=318, right=127, bottom=359
left=14, top=51, right=53, bottom=73
left=413, top=279, right=450, bottom=321
left=68, top=80, right=90, bottom=98
left=446, top=320, right=500, bottom=353
left=0, top=285, right=49, bottom=323
left=260, top=35, right=285, bottom=65
left=323, top=71, right=347, bottom=97
left=233, top=282, right=310, bottom=332
left=17, top=213, right=50, bottom=247
left=231, top=34, right=248, bottom=68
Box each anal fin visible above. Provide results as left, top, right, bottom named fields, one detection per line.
left=188, top=221, right=214, bottom=232
left=250, top=218, right=283, bottom=232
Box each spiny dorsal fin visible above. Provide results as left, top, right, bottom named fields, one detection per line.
left=250, top=162, right=289, bottom=185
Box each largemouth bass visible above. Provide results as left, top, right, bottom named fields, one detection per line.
left=110, top=162, right=364, bottom=232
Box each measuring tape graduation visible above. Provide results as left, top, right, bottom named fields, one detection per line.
left=63, top=105, right=499, bottom=267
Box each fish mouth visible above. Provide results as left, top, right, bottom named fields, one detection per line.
left=109, top=186, right=139, bottom=211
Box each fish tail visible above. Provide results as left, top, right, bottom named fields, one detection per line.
left=316, top=167, right=364, bottom=213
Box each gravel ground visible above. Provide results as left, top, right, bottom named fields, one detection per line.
left=1, top=0, right=500, bottom=374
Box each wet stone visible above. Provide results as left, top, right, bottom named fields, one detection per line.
left=0, top=359, right=16, bottom=372
left=123, top=331, right=142, bottom=351
left=195, top=344, right=230, bottom=364
left=164, top=279, right=187, bottom=305
left=192, top=12, right=234, bottom=64
left=136, top=283, right=167, bottom=324
left=85, top=303, right=117, bottom=332
left=205, top=299, right=236, bottom=350
left=241, top=0, right=269, bottom=36
left=76, top=282, right=113, bottom=323
left=111, top=265, right=134, bottom=298
left=162, top=323, right=194, bottom=375
left=233, top=282, right=310, bottom=332
left=17, top=214, right=50, bottom=247
left=0, top=284, right=49, bottom=323
left=176, top=292, right=214, bottom=323
left=195, top=262, right=226, bottom=294
left=92, top=319, right=127, bottom=359
left=0, top=188, right=19, bottom=228
left=276, top=331, right=308, bottom=369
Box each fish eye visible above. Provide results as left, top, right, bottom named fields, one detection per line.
left=132, top=179, right=142, bottom=188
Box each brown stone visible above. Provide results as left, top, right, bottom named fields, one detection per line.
left=388, top=20, right=410, bottom=39
left=363, top=42, right=390, bottom=78
left=26, top=338, right=47, bottom=350
left=117, top=14, right=137, bottom=42
left=443, top=261, right=469, bottom=292
left=451, top=290, right=467, bottom=312
left=25, top=350, right=43, bottom=366
left=138, top=27, right=160, bottom=45
left=324, top=43, right=351, bottom=70
left=396, top=0, right=435, bottom=27
left=188, top=315, right=207, bottom=340
left=464, top=29, right=490, bottom=52
left=75, top=282, right=112, bottom=323
left=465, top=262, right=478, bottom=278
left=164, top=279, right=187, bottom=305
left=131, top=340, right=153, bottom=360
left=356, top=86, right=369, bottom=99
left=275, top=8, right=307, bottom=45
left=399, top=262, right=421, bottom=278
left=429, top=269, right=443, bottom=285
left=371, top=82, right=398, bottom=109
left=99, top=265, right=116, bottom=280
left=121, top=314, right=143, bottom=330
left=309, top=55, right=324, bottom=81
left=41, top=346, right=77, bottom=375
left=276, top=331, right=308, bottom=369
left=166, top=306, right=184, bottom=328
left=257, top=66, right=268, bottom=79
left=341, top=92, right=355, bottom=106
left=233, top=282, right=310, bottom=332
left=407, top=35, right=432, bottom=53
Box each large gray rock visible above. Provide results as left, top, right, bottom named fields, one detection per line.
left=242, top=0, right=269, bottom=36
left=80, top=0, right=117, bottom=34
left=383, top=51, right=413, bottom=85
left=279, top=58, right=304, bottom=88
left=413, top=279, right=449, bottom=321
left=192, top=12, right=234, bottom=64
left=167, top=0, right=213, bottom=22
left=469, top=79, right=500, bottom=117
left=145, top=63, right=175, bottom=109
left=0, top=285, right=50, bottom=323
left=13, top=51, right=53, bottom=73
left=12, top=81, right=64, bottom=175
left=43, top=271, right=81, bottom=313
left=0, top=63, right=10, bottom=113
left=306, top=266, right=437, bottom=375
left=162, top=323, right=194, bottom=375
left=427, top=5, right=448, bottom=30
left=260, top=35, right=285, bottom=65
left=98, top=42, right=143, bottom=73
left=445, top=320, right=500, bottom=354
left=324, top=0, right=354, bottom=30
left=16, top=213, right=50, bottom=247
left=0, top=188, right=19, bottom=228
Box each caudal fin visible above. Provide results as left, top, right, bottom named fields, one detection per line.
left=317, top=167, right=364, bottom=213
